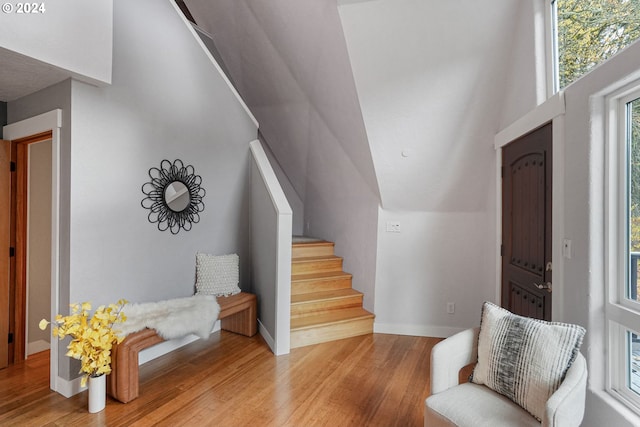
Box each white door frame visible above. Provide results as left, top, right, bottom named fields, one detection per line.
left=3, top=109, right=62, bottom=393
left=493, top=94, right=566, bottom=321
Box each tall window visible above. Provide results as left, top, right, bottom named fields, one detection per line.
left=552, top=0, right=640, bottom=90
left=607, top=86, right=640, bottom=414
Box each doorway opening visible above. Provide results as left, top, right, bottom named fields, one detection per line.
left=1, top=131, right=53, bottom=368
left=24, top=137, right=53, bottom=357
left=2, top=109, right=61, bottom=393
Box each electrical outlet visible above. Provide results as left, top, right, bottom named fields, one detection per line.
left=386, top=221, right=401, bottom=233
left=447, top=302, right=455, bottom=314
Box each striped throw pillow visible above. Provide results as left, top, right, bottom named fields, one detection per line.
left=470, top=302, right=585, bottom=421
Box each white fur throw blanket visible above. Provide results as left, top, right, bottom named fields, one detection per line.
left=117, top=295, right=220, bottom=340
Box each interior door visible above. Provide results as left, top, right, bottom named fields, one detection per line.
left=502, top=123, right=552, bottom=321
left=0, top=140, right=10, bottom=369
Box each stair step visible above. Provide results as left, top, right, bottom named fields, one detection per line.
left=291, top=255, right=343, bottom=275
left=291, top=271, right=353, bottom=295
left=292, top=240, right=335, bottom=258
left=291, top=289, right=363, bottom=318
left=290, top=307, right=374, bottom=348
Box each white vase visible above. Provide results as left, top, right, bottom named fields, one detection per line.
left=88, top=374, right=106, bottom=413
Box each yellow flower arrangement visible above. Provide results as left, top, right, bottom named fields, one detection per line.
left=39, top=300, right=128, bottom=387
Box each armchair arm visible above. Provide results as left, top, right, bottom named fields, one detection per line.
left=543, top=352, right=587, bottom=427
left=430, top=327, right=479, bottom=394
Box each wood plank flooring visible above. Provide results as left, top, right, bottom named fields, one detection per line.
left=0, top=332, right=442, bottom=427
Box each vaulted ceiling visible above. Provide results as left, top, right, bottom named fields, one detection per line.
left=183, top=0, right=528, bottom=212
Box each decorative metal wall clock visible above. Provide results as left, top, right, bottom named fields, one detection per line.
left=141, top=159, right=206, bottom=234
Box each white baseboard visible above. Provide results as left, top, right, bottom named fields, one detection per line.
left=258, top=320, right=277, bottom=354
left=373, top=322, right=465, bottom=338
left=27, top=340, right=50, bottom=356
left=55, top=375, right=86, bottom=398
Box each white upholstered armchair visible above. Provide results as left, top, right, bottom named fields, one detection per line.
left=425, top=327, right=588, bottom=427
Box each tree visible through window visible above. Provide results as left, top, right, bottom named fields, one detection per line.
left=628, top=97, right=640, bottom=301
left=555, top=0, right=640, bottom=89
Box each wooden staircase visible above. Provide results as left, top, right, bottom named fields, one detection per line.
left=290, top=238, right=374, bottom=348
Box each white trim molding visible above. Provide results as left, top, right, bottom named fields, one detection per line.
left=27, top=340, right=50, bottom=356
left=258, top=320, right=276, bottom=352
left=170, top=0, right=258, bottom=129
left=3, top=108, right=62, bottom=394
left=250, top=140, right=292, bottom=356
left=493, top=94, right=566, bottom=322
left=373, top=322, right=465, bottom=339
left=494, top=91, right=565, bottom=149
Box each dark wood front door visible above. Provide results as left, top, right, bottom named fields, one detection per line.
left=502, top=123, right=552, bottom=321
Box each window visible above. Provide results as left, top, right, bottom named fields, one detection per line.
left=607, top=86, right=640, bottom=413
left=552, top=0, right=640, bottom=91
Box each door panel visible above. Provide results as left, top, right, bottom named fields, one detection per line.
left=502, top=124, right=552, bottom=321
left=1, top=140, right=10, bottom=369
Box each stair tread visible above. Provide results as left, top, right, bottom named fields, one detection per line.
left=291, top=307, right=374, bottom=330
left=292, top=255, right=341, bottom=262
left=292, top=240, right=334, bottom=247
left=292, top=271, right=352, bottom=282
left=291, top=288, right=362, bottom=305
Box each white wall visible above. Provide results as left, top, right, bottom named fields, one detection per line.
left=0, top=0, right=112, bottom=87
left=339, top=0, right=520, bottom=212
left=184, top=0, right=380, bottom=311
left=497, top=0, right=546, bottom=129
left=559, top=40, right=640, bottom=427
left=375, top=209, right=495, bottom=336
left=67, top=0, right=257, bottom=306
left=8, top=80, right=73, bottom=379
left=9, top=0, right=257, bottom=382
left=339, top=0, right=523, bottom=332
left=27, top=140, right=52, bottom=352
left=260, top=135, right=304, bottom=235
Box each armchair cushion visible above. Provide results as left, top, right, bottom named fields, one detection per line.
left=425, top=383, right=540, bottom=427
left=470, top=302, right=585, bottom=421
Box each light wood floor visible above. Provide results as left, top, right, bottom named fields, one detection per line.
left=0, top=332, right=442, bottom=427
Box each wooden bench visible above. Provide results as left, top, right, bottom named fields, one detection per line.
left=107, top=292, right=257, bottom=403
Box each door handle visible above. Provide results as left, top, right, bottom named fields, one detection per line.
left=534, top=282, right=552, bottom=292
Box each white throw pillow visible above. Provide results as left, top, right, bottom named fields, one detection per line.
left=195, top=253, right=241, bottom=297
left=471, top=302, right=585, bottom=421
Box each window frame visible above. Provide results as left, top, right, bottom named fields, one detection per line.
left=549, top=0, right=560, bottom=94
left=550, top=0, right=640, bottom=94
left=605, top=82, right=640, bottom=414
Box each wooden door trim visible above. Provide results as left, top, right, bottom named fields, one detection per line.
left=12, top=130, right=52, bottom=364
left=13, top=131, right=54, bottom=146
left=0, top=140, right=10, bottom=369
